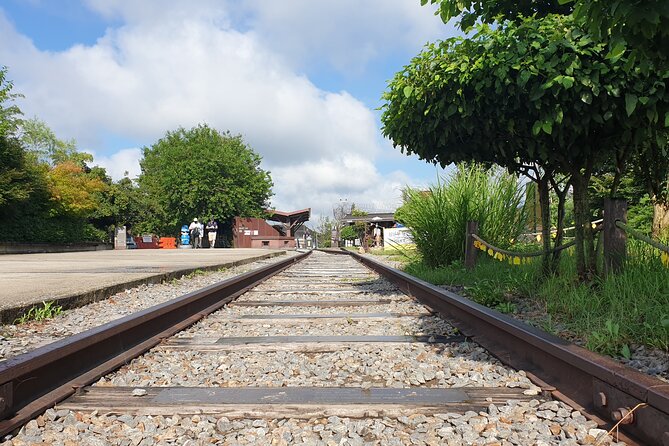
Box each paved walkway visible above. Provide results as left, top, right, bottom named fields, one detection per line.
left=0, top=249, right=285, bottom=321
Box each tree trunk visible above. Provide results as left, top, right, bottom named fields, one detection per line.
left=652, top=201, right=669, bottom=239
left=551, top=183, right=568, bottom=271
left=538, top=176, right=552, bottom=276
left=572, top=171, right=596, bottom=280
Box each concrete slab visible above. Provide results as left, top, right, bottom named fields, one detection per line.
left=0, top=249, right=286, bottom=323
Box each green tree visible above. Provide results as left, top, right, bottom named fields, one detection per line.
left=0, top=66, right=22, bottom=137
left=382, top=14, right=668, bottom=278
left=139, top=124, right=273, bottom=235
left=20, top=117, right=91, bottom=166
left=340, top=225, right=358, bottom=241
left=313, top=215, right=334, bottom=248
left=0, top=136, right=38, bottom=208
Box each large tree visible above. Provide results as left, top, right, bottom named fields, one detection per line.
left=139, top=124, right=273, bottom=235
left=382, top=14, right=668, bottom=277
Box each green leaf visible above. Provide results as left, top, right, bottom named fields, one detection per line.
left=625, top=93, right=638, bottom=116
left=532, top=120, right=542, bottom=136
left=558, top=0, right=573, bottom=4
left=561, top=76, right=575, bottom=88
left=665, top=112, right=669, bottom=128
left=638, top=96, right=649, bottom=105
left=606, top=41, right=626, bottom=62
left=580, top=91, right=593, bottom=104
left=542, top=121, right=553, bottom=135
left=403, top=86, right=413, bottom=98
left=621, top=344, right=631, bottom=360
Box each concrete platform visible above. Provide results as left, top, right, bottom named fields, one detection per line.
left=0, top=249, right=286, bottom=323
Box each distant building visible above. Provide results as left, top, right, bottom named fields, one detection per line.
left=341, top=212, right=402, bottom=248
left=232, top=208, right=310, bottom=249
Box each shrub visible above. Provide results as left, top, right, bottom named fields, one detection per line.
left=396, top=163, right=527, bottom=267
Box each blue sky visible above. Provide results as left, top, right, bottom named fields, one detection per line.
left=0, top=1, right=457, bottom=218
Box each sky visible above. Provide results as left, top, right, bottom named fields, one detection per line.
left=0, top=0, right=459, bottom=221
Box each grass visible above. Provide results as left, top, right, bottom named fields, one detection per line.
left=396, top=163, right=527, bottom=268
left=14, top=301, right=63, bottom=324
left=404, top=243, right=669, bottom=356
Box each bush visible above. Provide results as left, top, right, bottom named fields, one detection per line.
left=396, top=163, right=527, bottom=267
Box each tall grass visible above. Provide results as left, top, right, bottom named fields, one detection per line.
left=397, top=164, right=527, bottom=267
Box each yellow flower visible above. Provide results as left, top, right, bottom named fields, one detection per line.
left=488, top=248, right=494, bottom=256
left=513, top=256, right=521, bottom=265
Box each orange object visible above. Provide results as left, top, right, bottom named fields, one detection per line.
left=159, top=237, right=176, bottom=249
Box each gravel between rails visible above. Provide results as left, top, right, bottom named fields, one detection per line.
left=1, top=251, right=625, bottom=445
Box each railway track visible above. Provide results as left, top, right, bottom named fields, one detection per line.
left=0, top=250, right=667, bottom=444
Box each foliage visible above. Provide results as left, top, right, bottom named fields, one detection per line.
left=0, top=136, right=36, bottom=207
left=14, top=301, right=63, bottom=324
left=139, top=124, right=273, bottom=236
left=382, top=14, right=668, bottom=278
left=19, top=117, right=91, bottom=166
left=569, top=0, right=669, bottom=64
left=405, top=245, right=669, bottom=353
left=421, top=0, right=571, bottom=30
left=313, top=216, right=334, bottom=248
left=0, top=66, right=22, bottom=137
left=396, top=164, right=526, bottom=267
left=422, top=0, right=668, bottom=67
left=47, top=162, right=107, bottom=218
left=339, top=225, right=358, bottom=241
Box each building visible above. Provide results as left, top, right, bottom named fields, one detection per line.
left=232, top=208, right=311, bottom=249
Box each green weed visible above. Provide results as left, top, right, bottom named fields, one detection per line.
left=14, top=301, right=63, bottom=324
left=495, top=302, right=517, bottom=314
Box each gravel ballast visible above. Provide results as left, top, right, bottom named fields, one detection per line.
left=1, top=251, right=625, bottom=445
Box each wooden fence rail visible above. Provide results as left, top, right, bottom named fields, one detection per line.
left=465, top=198, right=668, bottom=273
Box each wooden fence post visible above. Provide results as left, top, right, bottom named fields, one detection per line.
left=604, top=199, right=627, bottom=274
left=464, top=221, right=479, bottom=270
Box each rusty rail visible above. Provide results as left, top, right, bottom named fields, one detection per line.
left=345, top=251, right=669, bottom=446
left=0, top=251, right=310, bottom=436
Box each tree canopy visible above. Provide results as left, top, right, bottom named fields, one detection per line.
left=382, top=15, right=667, bottom=173
left=423, top=0, right=668, bottom=66
left=0, top=66, right=22, bottom=137
left=381, top=13, right=668, bottom=276
left=139, top=124, right=273, bottom=235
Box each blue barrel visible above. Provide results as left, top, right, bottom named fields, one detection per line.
left=180, top=225, right=190, bottom=246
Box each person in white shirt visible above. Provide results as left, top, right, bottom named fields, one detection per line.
left=206, top=219, right=218, bottom=248
left=188, top=218, right=202, bottom=248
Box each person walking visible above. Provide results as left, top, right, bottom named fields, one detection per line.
left=206, top=219, right=218, bottom=248
left=189, top=218, right=202, bottom=249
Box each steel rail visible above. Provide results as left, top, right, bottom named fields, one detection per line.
left=0, top=251, right=310, bottom=436
left=345, top=250, right=669, bottom=446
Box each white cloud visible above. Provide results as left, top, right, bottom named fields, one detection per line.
left=269, top=155, right=411, bottom=220
left=234, top=0, right=446, bottom=75
left=0, top=9, right=380, bottom=166
left=0, top=2, right=450, bottom=218
left=90, top=147, right=142, bottom=180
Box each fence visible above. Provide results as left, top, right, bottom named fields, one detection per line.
left=465, top=199, right=669, bottom=273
